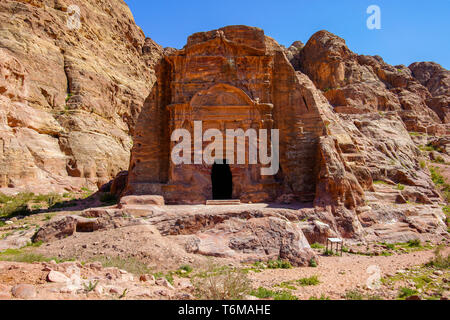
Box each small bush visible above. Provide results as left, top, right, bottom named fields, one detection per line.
left=397, top=184, right=405, bottom=191
left=100, top=192, right=117, bottom=205
left=345, top=290, right=364, bottom=300
left=434, top=156, right=445, bottom=164
left=296, top=275, right=320, bottom=286
left=309, top=258, right=317, bottom=268
left=430, top=167, right=445, bottom=185
left=250, top=287, right=298, bottom=300
left=175, top=265, right=193, bottom=277
left=309, top=294, right=330, bottom=300
left=398, top=287, right=418, bottom=299
left=323, top=249, right=336, bottom=256
left=384, top=243, right=395, bottom=250
left=250, top=287, right=274, bottom=299
left=192, top=264, right=251, bottom=300
left=0, top=192, right=34, bottom=218
left=310, top=243, right=324, bottom=249
left=426, top=246, right=450, bottom=269
left=407, top=239, right=421, bottom=247
left=267, top=259, right=292, bottom=269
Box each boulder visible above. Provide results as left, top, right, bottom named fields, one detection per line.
left=119, top=195, right=165, bottom=207
left=47, top=270, right=70, bottom=284
left=186, top=217, right=317, bottom=267
left=11, top=284, right=36, bottom=300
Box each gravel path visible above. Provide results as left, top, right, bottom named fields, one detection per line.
left=249, top=248, right=449, bottom=300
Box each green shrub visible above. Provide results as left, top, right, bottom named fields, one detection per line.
left=192, top=264, right=251, bottom=300
left=309, top=294, right=330, bottom=300
left=250, top=287, right=298, bottom=300
left=310, top=243, right=325, bottom=249
left=398, top=287, right=418, bottom=299
left=426, top=246, right=450, bottom=269
left=250, top=287, right=274, bottom=299
left=434, top=156, right=445, bottom=164
left=296, top=275, right=320, bottom=286
left=267, top=259, right=292, bottom=269
left=345, top=290, right=364, bottom=300
left=309, top=258, right=317, bottom=267
left=397, top=184, right=405, bottom=191
left=407, top=239, right=421, bottom=247
left=384, top=243, right=395, bottom=250
left=430, top=167, right=445, bottom=185
left=419, top=160, right=426, bottom=169
left=176, top=265, right=193, bottom=277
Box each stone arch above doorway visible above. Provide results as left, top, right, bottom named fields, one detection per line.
left=190, top=83, right=255, bottom=108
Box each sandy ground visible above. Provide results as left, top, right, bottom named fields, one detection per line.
left=249, top=248, right=450, bottom=299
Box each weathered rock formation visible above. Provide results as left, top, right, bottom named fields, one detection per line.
left=296, top=30, right=449, bottom=135
left=0, top=0, right=163, bottom=193
left=126, top=26, right=348, bottom=206
left=409, top=62, right=450, bottom=123
left=125, top=26, right=448, bottom=242
left=0, top=0, right=448, bottom=247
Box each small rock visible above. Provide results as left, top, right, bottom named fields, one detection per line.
left=94, top=285, right=103, bottom=295
left=156, top=278, right=175, bottom=290
left=108, top=287, right=121, bottom=294
left=139, top=274, right=156, bottom=283
left=405, top=295, right=421, bottom=300
left=5, top=221, right=13, bottom=225
left=11, top=284, right=37, bottom=299
left=156, top=289, right=169, bottom=296
left=119, top=269, right=128, bottom=274
left=88, top=262, right=102, bottom=271
left=434, top=270, right=443, bottom=276
left=177, top=293, right=195, bottom=300
left=47, top=270, right=70, bottom=283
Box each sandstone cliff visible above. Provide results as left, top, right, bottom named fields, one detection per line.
left=0, top=0, right=163, bottom=193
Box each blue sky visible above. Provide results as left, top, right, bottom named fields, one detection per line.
left=124, top=0, right=450, bottom=69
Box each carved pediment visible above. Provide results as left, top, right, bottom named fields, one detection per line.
left=190, top=84, right=254, bottom=108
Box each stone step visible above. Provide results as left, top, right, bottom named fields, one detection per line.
left=206, top=199, right=241, bottom=205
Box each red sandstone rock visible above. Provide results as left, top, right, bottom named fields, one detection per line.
left=186, top=216, right=317, bottom=267
left=11, top=284, right=37, bottom=300
left=296, top=30, right=448, bottom=135
left=409, top=62, right=450, bottom=123
left=0, top=0, right=163, bottom=193
left=119, top=195, right=165, bottom=207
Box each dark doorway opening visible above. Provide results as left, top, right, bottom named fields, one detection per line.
left=211, top=160, right=233, bottom=200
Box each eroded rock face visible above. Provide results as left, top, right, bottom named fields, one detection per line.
left=296, top=30, right=449, bottom=135
left=0, top=0, right=163, bottom=193
left=409, top=62, right=450, bottom=123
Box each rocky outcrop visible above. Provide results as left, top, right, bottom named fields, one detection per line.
left=409, top=62, right=450, bottom=123
left=186, top=217, right=316, bottom=267
left=0, top=0, right=163, bottom=193
left=296, top=30, right=448, bottom=135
